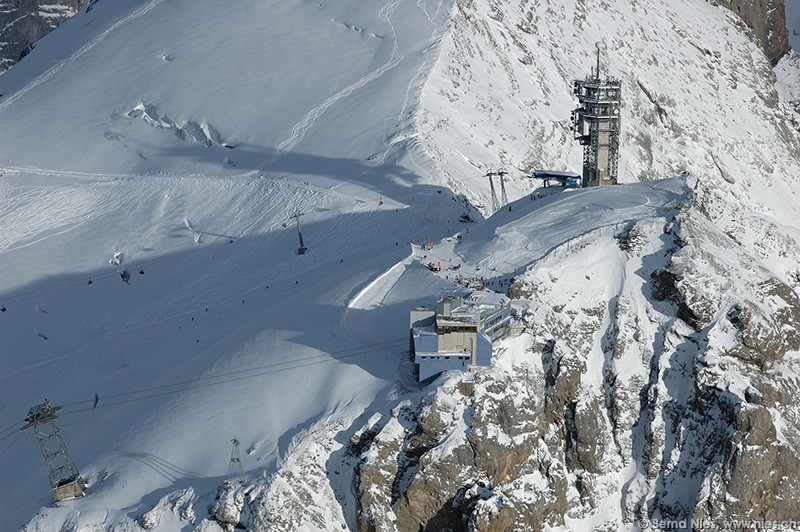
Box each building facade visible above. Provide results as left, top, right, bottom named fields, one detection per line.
left=410, top=292, right=512, bottom=381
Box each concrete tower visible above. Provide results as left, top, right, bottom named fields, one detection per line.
left=571, top=42, right=621, bottom=187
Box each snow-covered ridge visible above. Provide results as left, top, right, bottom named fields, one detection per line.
left=0, top=0, right=799, bottom=530
left=418, top=0, right=800, bottom=223
left=353, top=170, right=800, bottom=529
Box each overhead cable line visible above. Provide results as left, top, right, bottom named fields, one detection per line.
left=0, top=420, right=24, bottom=442
left=0, top=337, right=409, bottom=447
left=53, top=336, right=408, bottom=413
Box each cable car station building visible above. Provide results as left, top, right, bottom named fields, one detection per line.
left=410, top=292, right=511, bottom=381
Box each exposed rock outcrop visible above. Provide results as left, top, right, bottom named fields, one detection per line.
left=714, top=0, right=790, bottom=64
left=208, top=481, right=247, bottom=532
left=355, top=370, right=570, bottom=532
left=352, top=195, right=800, bottom=530
left=0, top=0, right=88, bottom=73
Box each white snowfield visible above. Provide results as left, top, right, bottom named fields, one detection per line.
left=0, top=0, right=797, bottom=530
left=445, top=178, right=686, bottom=281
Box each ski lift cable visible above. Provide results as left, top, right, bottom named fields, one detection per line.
left=2, top=224, right=331, bottom=311
left=0, top=241, right=221, bottom=306
left=1, top=258, right=358, bottom=375
left=0, top=420, right=24, bottom=439
left=0, top=429, right=22, bottom=444
left=0, top=337, right=409, bottom=447
left=1, top=221, right=272, bottom=307
left=62, top=342, right=399, bottom=416
left=58, top=336, right=408, bottom=409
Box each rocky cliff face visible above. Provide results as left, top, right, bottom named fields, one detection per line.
left=0, top=0, right=88, bottom=73
left=347, top=0, right=800, bottom=527
left=715, top=0, right=790, bottom=64
left=351, top=179, right=800, bottom=529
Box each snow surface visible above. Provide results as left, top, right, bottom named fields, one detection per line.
left=0, top=0, right=799, bottom=530
left=788, top=0, right=800, bottom=50
left=0, top=0, right=465, bottom=529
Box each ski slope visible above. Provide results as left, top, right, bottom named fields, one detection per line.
left=0, top=0, right=464, bottom=529
left=428, top=177, right=686, bottom=284
left=0, top=0, right=799, bottom=529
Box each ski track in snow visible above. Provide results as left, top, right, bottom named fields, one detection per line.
left=330, top=0, right=451, bottom=195
left=0, top=0, right=167, bottom=113
left=0, top=164, right=163, bottom=182
left=261, top=0, right=453, bottom=178
left=368, top=0, right=450, bottom=167
left=261, top=0, right=405, bottom=169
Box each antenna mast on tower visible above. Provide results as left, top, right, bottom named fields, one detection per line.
left=595, top=39, right=602, bottom=78
left=570, top=41, right=621, bottom=187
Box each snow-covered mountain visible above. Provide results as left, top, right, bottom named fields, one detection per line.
left=1, top=0, right=799, bottom=530
left=0, top=0, right=88, bottom=73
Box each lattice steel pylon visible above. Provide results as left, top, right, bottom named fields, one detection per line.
left=289, top=211, right=308, bottom=255
left=497, top=170, right=509, bottom=206
left=21, top=400, right=87, bottom=502
left=485, top=170, right=509, bottom=212
left=485, top=172, right=500, bottom=213
left=228, top=438, right=243, bottom=483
